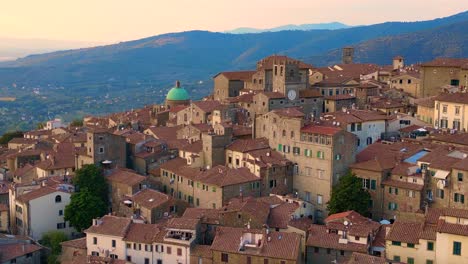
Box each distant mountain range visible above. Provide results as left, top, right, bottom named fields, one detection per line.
left=0, top=11, right=467, bottom=134
left=0, top=37, right=104, bottom=61
left=226, top=22, right=352, bottom=34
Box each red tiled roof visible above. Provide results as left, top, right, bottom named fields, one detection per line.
left=196, top=166, right=260, bottom=187
left=131, top=188, right=171, bottom=210
left=215, top=71, right=256, bottom=81
left=271, top=107, right=305, bottom=118
left=385, top=221, right=423, bottom=244
left=182, top=208, right=221, bottom=225
left=107, top=168, right=146, bottom=187
left=258, top=91, right=285, bottom=99
left=85, top=215, right=132, bottom=237
left=300, top=125, right=342, bottom=135
left=61, top=237, right=87, bottom=249
left=435, top=92, right=468, bottom=104
left=268, top=202, right=299, bottom=229
left=222, top=197, right=271, bottom=225
left=123, top=223, right=161, bottom=243
left=167, top=217, right=199, bottom=230
left=226, top=138, right=270, bottom=153
left=307, top=224, right=368, bottom=253
left=193, top=100, right=222, bottom=113
left=0, top=243, right=43, bottom=262
left=421, top=58, right=468, bottom=68
left=324, top=94, right=356, bottom=100
left=382, top=179, right=424, bottom=191
left=346, top=252, right=389, bottom=264
left=16, top=186, right=71, bottom=203
left=211, top=226, right=301, bottom=260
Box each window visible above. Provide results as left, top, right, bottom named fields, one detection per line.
left=55, top=195, right=62, bottom=203
left=455, top=193, right=465, bottom=204
left=177, top=248, right=182, bottom=256
left=91, top=251, right=99, bottom=256
left=335, top=154, right=341, bottom=160
left=305, top=192, right=311, bottom=202
left=247, top=256, right=252, bottom=264
left=278, top=144, right=283, bottom=152
left=144, top=258, right=150, bottom=264
left=340, top=250, right=345, bottom=256
left=221, top=253, right=229, bottom=262
left=455, top=106, right=461, bottom=115
left=93, top=237, right=97, bottom=245
left=393, top=256, right=401, bottom=262
left=426, top=260, right=434, bottom=264
left=314, top=247, right=319, bottom=253
left=366, top=137, right=373, bottom=145
left=370, top=180, right=376, bottom=190
left=389, top=187, right=399, bottom=195
left=317, top=195, right=323, bottom=205
left=407, top=243, right=415, bottom=248
left=363, top=179, right=370, bottom=189
left=436, top=189, right=445, bottom=199
left=167, top=246, right=171, bottom=254
left=427, top=241, right=434, bottom=251
left=442, top=105, right=448, bottom=114
left=264, top=259, right=269, bottom=264
left=57, top=222, right=66, bottom=229
left=357, top=123, right=362, bottom=131
left=458, top=172, right=464, bottom=182
left=355, top=236, right=360, bottom=241
left=453, top=241, right=462, bottom=255
left=110, top=254, right=118, bottom=259
left=351, top=123, right=356, bottom=132
left=59, top=210, right=63, bottom=216
left=99, top=147, right=104, bottom=154
left=112, top=240, right=116, bottom=247
left=327, top=248, right=331, bottom=254
left=408, top=257, right=414, bottom=264
left=392, top=241, right=401, bottom=246
left=388, top=202, right=398, bottom=211
left=317, top=151, right=324, bottom=159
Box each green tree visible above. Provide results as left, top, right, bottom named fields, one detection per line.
left=327, top=172, right=371, bottom=217
left=65, top=189, right=107, bottom=232
left=73, top=164, right=108, bottom=202
left=0, top=131, right=23, bottom=144
left=65, top=164, right=109, bottom=232
left=39, top=231, right=68, bottom=264
left=70, top=119, right=83, bottom=127
left=36, top=122, right=46, bottom=130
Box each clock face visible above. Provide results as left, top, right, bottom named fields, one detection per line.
left=287, top=90, right=297, bottom=100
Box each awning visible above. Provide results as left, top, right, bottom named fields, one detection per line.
left=434, top=170, right=450, bottom=179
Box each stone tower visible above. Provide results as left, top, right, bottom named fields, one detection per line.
left=393, top=56, right=405, bottom=70
left=342, top=47, right=354, bottom=64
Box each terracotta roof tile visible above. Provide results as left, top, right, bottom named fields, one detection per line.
left=227, top=138, right=270, bottom=153
left=85, top=215, right=132, bottom=237
left=0, top=243, right=43, bottom=262
left=211, top=226, right=301, bottom=260
left=215, top=71, right=256, bottom=81
left=307, top=224, right=368, bottom=253
left=123, top=223, right=161, bottom=243
left=268, top=202, right=299, bottom=229
left=435, top=92, right=468, bottom=104
left=271, top=107, right=305, bottom=118
left=107, top=168, right=146, bottom=187
left=300, top=124, right=343, bottom=135
left=385, top=221, right=422, bottom=244
left=167, top=217, right=199, bottom=230
left=197, top=166, right=260, bottom=187
left=131, top=189, right=171, bottom=210
left=346, top=252, right=389, bottom=264
left=60, top=237, right=87, bottom=249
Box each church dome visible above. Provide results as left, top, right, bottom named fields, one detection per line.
left=166, top=81, right=189, bottom=101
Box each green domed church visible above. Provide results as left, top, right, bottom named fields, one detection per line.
left=165, top=80, right=190, bottom=109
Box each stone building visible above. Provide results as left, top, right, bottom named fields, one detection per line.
left=255, top=107, right=357, bottom=220
left=306, top=211, right=381, bottom=264
left=213, top=71, right=255, bottom=101
left=433, top=92, right=468, bottom=131
left=76, top=128, right=127, bottom=169
left=420, top=58, right=468, bottom=97
left=210, top=226, right=302, bottom=264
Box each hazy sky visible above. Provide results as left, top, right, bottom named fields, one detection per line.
left=1, top=0, right=467, bottom=43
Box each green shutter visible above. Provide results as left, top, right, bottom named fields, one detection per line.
left=371, top=180, right=376, bottom=190
left=278, top=144, right=282, bottom=151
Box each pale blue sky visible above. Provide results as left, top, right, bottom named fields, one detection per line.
left=1, top=0, right=467, bottom=43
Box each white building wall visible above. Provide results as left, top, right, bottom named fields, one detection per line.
left=29, top=191, right=74, bottom=240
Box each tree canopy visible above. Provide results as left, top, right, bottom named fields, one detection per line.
left=0, top=131, right=23, bottom=145
left=40, top=231, right=69, bottom=264
left=327, top=171, right=371, bottom=217
left=73, top=164, right=108, bottom=202
left=65, top=189, right=107, bottom=232
left=65, top=164, right=109, bottom=232
left=70, top=119, right=83, bottom=127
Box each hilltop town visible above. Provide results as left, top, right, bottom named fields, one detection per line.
left=1, top=49, right=468, bottom=264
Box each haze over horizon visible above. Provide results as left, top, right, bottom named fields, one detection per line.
left=1, top=0, right=468, bottom=44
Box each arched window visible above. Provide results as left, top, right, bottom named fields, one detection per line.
left=290, top=131, right=295, bottom=139
left=55, top=195, right=62, bottom=203
left=282, top=130, right=286, bottom=137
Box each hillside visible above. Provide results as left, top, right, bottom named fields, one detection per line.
left=307, top=19, right=468, bottom=66
left=0, top=11, right=467, bottom=134
left=226, top=22, right=351, bottom=34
